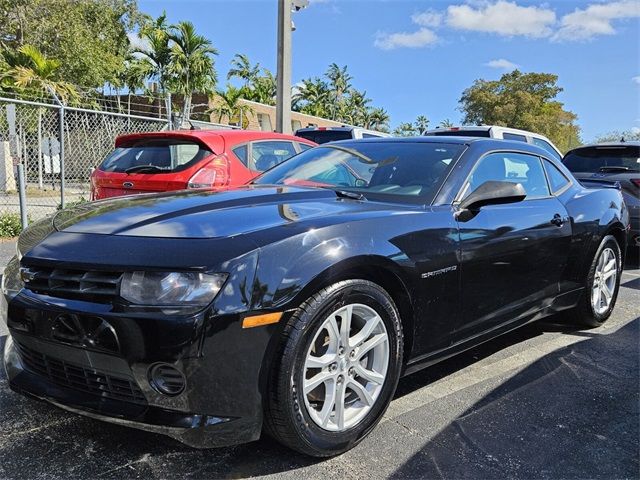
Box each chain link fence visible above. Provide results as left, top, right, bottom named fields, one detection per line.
left=0, top=94, right=234, bottom=230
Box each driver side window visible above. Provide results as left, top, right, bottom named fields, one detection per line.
left=463, top=152, right=550, bottom=200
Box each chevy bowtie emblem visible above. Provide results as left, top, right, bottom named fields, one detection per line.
left=123, top=181, right=134, bottom=188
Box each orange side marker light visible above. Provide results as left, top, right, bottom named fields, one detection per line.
left=242, top=312, right=283, bottom=329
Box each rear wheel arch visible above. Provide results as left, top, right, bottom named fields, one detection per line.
left=606, top=224, right=627, bottom=261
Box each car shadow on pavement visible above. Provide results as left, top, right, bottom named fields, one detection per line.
left=390, top=317, right=640, bottom=479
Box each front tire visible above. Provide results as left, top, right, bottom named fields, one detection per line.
left=569, top=235, right=622, bottom=328
left=264, top=280, right=403, bottom=457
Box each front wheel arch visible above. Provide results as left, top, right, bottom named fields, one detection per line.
left=285, top=256, right=416, bottom=364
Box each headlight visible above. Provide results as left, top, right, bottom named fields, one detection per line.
left=1, top=256, right=23, bottom=299
left=120, top=271, right=227, bottom=307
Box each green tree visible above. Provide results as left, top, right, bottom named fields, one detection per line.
left=325, top=63, right=353, bottom=120
left=439, top=118, right=455, bottom=128
left=393, top=122, right=418, bottom=137
left=368, top=107, right=391, bottom=132
left=594, top=129, right=640, bottom=143
left=459, top=70, right=581, bottom=152
left=249, top=69, right=277, bottom=105
left=294, top=77, right=330, bottom=117
left=338, top=89, right=372, bottom=125
left=168, top=21, right=218, bottom=122
left=132, top=12, right=172, bottom=93
left=0, top=44, right=78, bottom=102
left=0, top=0, right=140, bottom=88
left=227, top=53, right=260, bottom=90
left=414, top=115, right=430, bottom=135
left=211, top=85, right=253, bottom=127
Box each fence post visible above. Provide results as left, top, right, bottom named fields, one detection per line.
left=46, top=87, right=65, bottom=209
left=166, top=92, right=172, bottom=130
left=37, top=109, right=43, bottom=189
left=59, top=106, right=65, bottom=209
left=17, top=164, right=28, bottom=229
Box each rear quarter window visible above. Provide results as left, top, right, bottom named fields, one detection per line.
left=502, top=132, right=527, bottom=142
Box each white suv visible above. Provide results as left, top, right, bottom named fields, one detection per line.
left=425, top=125, right=562, bottom=160
left=295, top=126, right=391, bottom=145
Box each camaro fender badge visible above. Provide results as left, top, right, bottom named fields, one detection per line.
left=123, top=181, right=134, bottom=188
left=421, top=265, right=458, bottom=279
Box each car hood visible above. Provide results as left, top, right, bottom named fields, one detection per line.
left=51, top=186, right=407, bottom=239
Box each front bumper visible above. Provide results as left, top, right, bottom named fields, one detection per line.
left=2, top=291, right=281, bottom=448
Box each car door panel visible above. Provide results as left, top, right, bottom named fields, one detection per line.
left=454, top=151, right=572, bottom=340
left=456, top=198, right=571, bottom=339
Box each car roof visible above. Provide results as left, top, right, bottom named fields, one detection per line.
left=296, top=126, right=355, bottom=132
left=567, top=141, right=640, bottom=152
left=115, top=129, right=315, bottom=147
left=325, top=135, right=556, bottom=157
left=426, top=125, right=548, bottom=137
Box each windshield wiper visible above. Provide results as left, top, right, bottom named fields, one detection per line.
left=124, top=165, right=171, bottom=174
left=333, top=189, right=365, bottom=200
left=598, top=166, right=631, bottom=172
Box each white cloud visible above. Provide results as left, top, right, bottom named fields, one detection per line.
left=485, top=58, right=520, bottom=70
left=446, top=1, right=556, bottom=38
left=127, top=32, right=150, bottom=52
left=554, top=0, right=640, bottom=41
left=374, top=28, right=438, bottom=50
left=411, top=10, right=443, bottom=28
left=633, top=76, right=640, bottom=85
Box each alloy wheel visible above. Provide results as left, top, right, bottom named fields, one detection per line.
left=302, top=303, right=389, bottom=432
left=591, top=247, right=618, bottom=315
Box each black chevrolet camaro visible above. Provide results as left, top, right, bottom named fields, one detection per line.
left=2, top=137, right=629, bottom=456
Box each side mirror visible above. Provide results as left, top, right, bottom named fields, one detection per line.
left=457, top=181, right=526, bottom=215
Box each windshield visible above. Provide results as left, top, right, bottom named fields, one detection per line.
left=99, top=139, right=213, bottom=174
left=563, top=146, right=640, bottom=173
left=295, top=130, right=353, bottom=144
left=254, top=142, right=464, bottom=203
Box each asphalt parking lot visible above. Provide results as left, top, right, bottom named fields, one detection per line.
left=0, top=238, right=638, bottom=479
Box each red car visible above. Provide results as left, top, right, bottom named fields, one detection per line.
left=90, top=130, right=316, bottom=200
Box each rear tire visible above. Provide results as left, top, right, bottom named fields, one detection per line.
left=264, top=280, right=403, bottom=457
left=568, top=235, right=622, bottom=328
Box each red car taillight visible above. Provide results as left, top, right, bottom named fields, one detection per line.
left=188, top=155, right=229, bottom=189
left=631, top=179, right=640, bottom=188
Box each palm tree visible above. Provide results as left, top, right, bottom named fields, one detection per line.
left=227, top=53, right=260, bottom=89
left=249, top=69, right=277, bottom=105
left=169, top=21, right=218, bottom=122
left=325, top=63, right=352, bottom=120
left=211, top=85, right=253, bottom=127
left=368, top=107, right=390, bottom=131
left=339, top=89, right=371, bottom=125
left=294, top=77, right=330, bottom=117
left=414, top=115, right=430, bottom=135
left=120, top=55, right=149, bottom=114
left=0, top=44, right=78, bottom=102
left=132, top=13, right=172, bottom=94
left=439, top=118, right=455, bottom=128
left=393, top=122, right=418, bottom=137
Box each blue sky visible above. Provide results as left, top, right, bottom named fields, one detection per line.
left=138, top=0, right=640, bottom=141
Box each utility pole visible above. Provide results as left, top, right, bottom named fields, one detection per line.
left=276, top=0, right=308, bottom=134
left=276, top=0, right=292, bottom=134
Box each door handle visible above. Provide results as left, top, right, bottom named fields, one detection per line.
left=551, top=214, right=564, bottom=227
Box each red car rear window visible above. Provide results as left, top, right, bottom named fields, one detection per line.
left=99, top=139, right=213, bottom=174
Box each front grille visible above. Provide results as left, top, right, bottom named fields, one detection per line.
left=16, top=342, right=146, bottom=404
left=21, top=266, right=123, bottom=303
